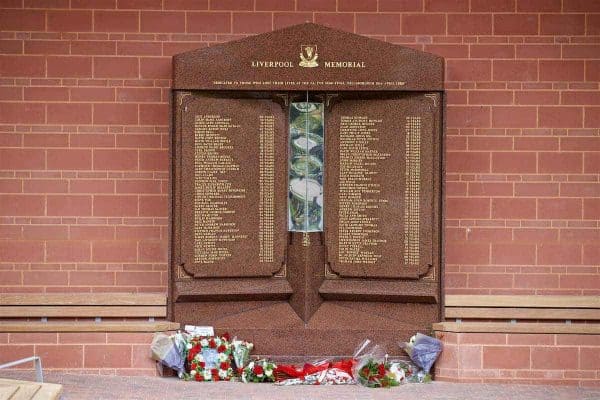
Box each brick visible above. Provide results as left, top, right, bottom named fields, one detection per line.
left=469, top=91, right=513, bottom=105
left=513, top=228, right=557, bottom=243
left=585, top=60, right=600, bottom=81
left=93, top=195, right=138, bottom=216
left=24, top=270, right=68, bottom=285
left=562, top=274, right=599, bottom=289
left=583, top=245, right=599, bottom=265
left=492, top=198, right=536, bottom=219
left=539, top=60, right=584, bottom=82
left=59, top=333, right=106, bottom=344
left=515, top=91, right=559, bottom=105
left=468, top=136, right=512, bottom=150
left=561, top=228, right=599, bottom=243
left=447, top=60, right=491, bottom=83
left=469, top=274, right=513, bottom=289
left=139, top=104, right=168, bottom=126
left=24, top=179, right=68, bottom=194
left=492, top=243, right=535, bottom=265
left=377, top=0, right=423, bottom=11
left=92, top=241, right=137, bottom=262
left=139, top=195, right=167, bottom=217
left=493, top=60, right=537, bottom=82
left=445, top=243, right=489, bottom=265
left=24, top=133, right=68, bottom=148
left=459, top=333, right=507, bottom=345
left=46, top=241, right=91, bottom=262
left=47, top=149, right=92, bottom=170
left=468, top=183, right=513, bottom=197
left=255, top=0, right=294, bottom=11
left=561, top=137, right=600, bottom=152
left=531, top=347, right=578, bottom=370
left=448, top=196, right=492, bottom=219
left=22, top=225, right=68, bottom=240
left=448, top=14, right=492, bottom=35
left=563, top=45, right=600, bottom=59
left=115, top=178, right=159, bottom=194
left=0, top=241, right=44, bottom=262
left=562, top=92, right=600, bottom=106
left=585, top=107, right=600, bottom=128
left=71, top=40, right=116, bottom=55
left=516, top=44, right=561, bottom=59
left=84, top=345, right=132, bottom=368
left=492, top=106, right=537, bottom=128
left=107, top=332, right=153, bottom=344
left=273, top=12, right=313, bottom=30
left=0, top=9, right=46, bottom=31
left=141, top=11, right=185, bottom=33
left=140, top=57, right=171, bottom=79
left=423, top=45, right=468, bottom=59
left=297, top=0, right=335, bottom=11
left=425, top=0, right=467, bottom=11
left=187, top=12, right=231, bottom=33
left=515, top=182, right=558, bottom=197
left=72, top=0, right=116, bottom=7
left=539, top=107, right=583, bottom=128
left=470, top=44, right=514, bottom=59
left=561, top=183, right=599, bottom=198
left=492, top=152, right=537, bottom=173
left=472, top=0, right=514, bottom=11
left=585, top=153, right=600, bottom=173
left=540, top=14, right=585, bottom=36
left=118, top=0, right=161, bottom=8
left=564, top=0, right=600, bottom=11
left=515, top=274, right=559, bottom=289
left=138, top=240, right=167, bottom=262
left=494, top=14, right=538, bottom=35
left=47, top=56, right=92, bottom=78
left=538, top=244, right=581, bottom=265
left=483, top=347, right=530, bottom=369
left=539, top=152, right=582, bottom=173
left=9, top=332, right=57, bottom=344
left=117, top=271, right=162, bottom=286
left=588, top=14, right=600, bottom=35
left=514, top=137, right=558, bottom=150
left=70, top=179, right=115, bottom=194
left=94, top=149, right=138, bottom=170
left=538, top=199, right=581, bottom=220
left=70, top=271, right=115, bottom=286
left=0, top=149, right=45, bottom=170
left=117, top=41, right=162, bottom=56
left=583, top=198, right=600, bottom=220
left=0, top=55, right=45, bottom=77
left=401, top=14, right=445, bottom=35
left=94, top=11, right=139, bottom=32
left=508, top=333, right=555, bottom=345
left=47, top=195, right=92, bottom=216
left=47, top=10, right=92, bottom=32
left=93, top=103, right=138, bottom=125
left=24, top=87, right=69, bottom=101
left=446, top=151, right=490, bottom=172
left=580, top=348, right=600, bottom=370
left=24, top=40, right=70, bottom=55
left=337, top=0, right=376, bottom=10
left=94, top=57, right=139, bottom=78
left=71, top=87, right=115, bottom=102
left=0, top=195, right=45, bottom=216
left=517, top=0, right=561, bottom=12
left=357, top=14, right=401, bottom=35
left=47, top=103, right=93, bottom=125
left=232, top=12, right=272, bottom=34
left=70, top=226, right=115, bottom=240
left=116, top=226, right=160, bottom=239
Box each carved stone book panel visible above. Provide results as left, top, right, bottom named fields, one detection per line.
left=176, top=94, right=288, bottom=278
left=325, top=94, right=440, bottom=280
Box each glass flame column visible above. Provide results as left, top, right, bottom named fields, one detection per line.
left=288, top=101, right=324, bottom=232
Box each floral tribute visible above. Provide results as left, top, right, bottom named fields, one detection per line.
left=241, top=359, right=277, bottom=383
left=357, top=359, right=404, bottom=388
left=184, top=332, right=234, bottom=382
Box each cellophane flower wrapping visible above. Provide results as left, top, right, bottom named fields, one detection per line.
left=150, top=333, right=185, bottom=374
left=231, top=337, right=253, bottom=372
left=242, top=359, right=277, bottom=383
left=400, top=333, right=443, bottom=376
left=352, top=339, right=401, bottom=388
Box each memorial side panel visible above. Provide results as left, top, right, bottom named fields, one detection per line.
left=179, top=95, right=287, bottom=277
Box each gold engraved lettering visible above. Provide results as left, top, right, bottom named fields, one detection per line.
left=338, top=116, right=390, bottom=264
left=259, top=115, right=275, bottom=263
left=404, top=116, right=421, bottom=265
left=194, top=115, right=248, bottom=263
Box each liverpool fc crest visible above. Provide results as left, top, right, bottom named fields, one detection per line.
left=299, top=45, right=319, bottom=68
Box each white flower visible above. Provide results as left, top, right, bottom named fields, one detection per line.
left=389, top=363, right=405, bottom=382
left=194, top=354, right=204, bottom=362
left=265, top=369, right=273, bottom=377
left=190, top=369, right=197, bottom=376
left=218, top=369, right=228, bottom=379
left=186, top=343, right=192, bottom=350
left=247, top=343, right=254, bottom=350
left=218, top=352, right=229, bottom=362
left=215, top=338, right=222, bottom=346
left=203, top=370, right=212, bottom=380
left=248, top=361, right=254, bottom=370
left=241, top=372, right=248, bottom=383
left=200, top=338, right=209, bottom=347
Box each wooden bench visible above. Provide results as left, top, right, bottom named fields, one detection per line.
left=433, top=295, right=600, bottom=334
left=0, top=293, right=179, bottom=332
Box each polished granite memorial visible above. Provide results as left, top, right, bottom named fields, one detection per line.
left=170, top=23, right=444, bottom=356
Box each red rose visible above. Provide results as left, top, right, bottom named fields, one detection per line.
left=190, top=363, right=197, bottom=370
left=217, top=344, right=227, bottom=352
left=220, top=362, right=229, bottom=370
left=199, top=362, right=205, bottom=368
left=253, top=365, right=264, bottom=375
left=361, top=367, right=370, bottom=377
left=194, top=373, right=201, bottom=381
left=211, top=368, right=218, bottom=374
left=209, top=339, right=216, bottom=348
left=222, top=332, right=231, bottom=341
left=377, top=364, right=386, bottom=377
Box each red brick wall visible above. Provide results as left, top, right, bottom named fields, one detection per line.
left=0, top=0, right=598, bottom=295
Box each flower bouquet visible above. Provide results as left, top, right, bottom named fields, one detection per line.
left=184, top=333, right=234, bottom=382
left=231, top=338, right=254, bottom=373
left=241, top=359, right=277, bottom=383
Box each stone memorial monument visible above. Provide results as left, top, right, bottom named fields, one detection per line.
left=169, top=23, right=444, bottom=356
